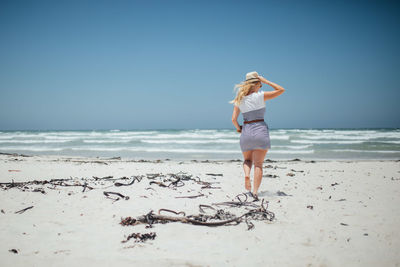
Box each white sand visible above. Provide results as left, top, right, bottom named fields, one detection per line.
left=0, top=154, right=399, bottom=266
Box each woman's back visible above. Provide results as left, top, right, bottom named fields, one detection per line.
left=237, top=89, right=271, bottom=152
left=237, top=90, right=266, bottom=122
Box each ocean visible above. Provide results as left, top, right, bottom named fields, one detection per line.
left=0, top=128, right=399, bottom=160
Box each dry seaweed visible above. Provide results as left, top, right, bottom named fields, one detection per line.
left=0, top=171, right=221, bottom=195
left=103, top=191, right=129, bottom=201
left=114, top=176, right=143, bottom=187
left=120, top=199, right=274, bottom=230
left=15, top=206, right=34, bottom=214
left=121, top=232, right=156, bottom=243
left=175, top=194, right=205, bottom=199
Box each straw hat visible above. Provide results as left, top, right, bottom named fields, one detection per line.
left=245, top=71, right=260, bottom=82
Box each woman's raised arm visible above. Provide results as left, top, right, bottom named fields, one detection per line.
left=259, top=76, right=285, bottom=101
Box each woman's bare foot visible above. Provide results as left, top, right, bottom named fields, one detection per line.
left=245, top=176, right=251, bottom=191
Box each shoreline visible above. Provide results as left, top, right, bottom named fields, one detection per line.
left=1, top=153, right=399, bottom=266
left=1, top=151, right=398, bottom=163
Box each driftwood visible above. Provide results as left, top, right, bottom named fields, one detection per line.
left=158, top=209, right=186, bottom=216
left=1, top=171, right=276, bottom=231
left=212, top=193, right=259, bottom=209
left=175, top=194, right=205, bottom=199
left=0, top=171, right=221, bottom=196
left=290, top=169, right=304, bottom=173
left=82, top=182, right=93, bottom=192
left=121, top=212, right=240, bottom=227
left=213, top=201, right=259, bottom=209
left=149, top=181, right=168, bottom=187
left=207, top=186, right=223, bottom=191
left=0, top=175, right=139, bottom=193
left=198, top=204, right=216, bottom=213
left=103, top=191, right=129, bottom=201
left=146, top=173, right=162, bottom=179
left=93, top=175, right=114, bottom=181
left=15, top=206, right=34, bottom=214
left=120, top=199, right=274, bottom=230
left=263, top=174, right=279, bottom=178
left=114, top=176, right=142, bottom=187
left=0, top=178, right=96, bottom=193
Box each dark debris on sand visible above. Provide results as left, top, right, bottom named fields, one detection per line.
left=121, top=232, right=156, bottom=243
left=120, top=197, right=275, bottom=231
left=0, top=169, right=276, bottom=243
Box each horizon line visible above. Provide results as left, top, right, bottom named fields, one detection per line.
left=0, top=127, right=399, bottom=131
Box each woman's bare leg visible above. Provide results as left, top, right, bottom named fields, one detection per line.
left=242, top=150, right=253, bottom=191
left=252, top=149, right=268, bottom=196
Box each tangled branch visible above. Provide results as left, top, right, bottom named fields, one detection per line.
left=120, top=199, right=274, bottom=230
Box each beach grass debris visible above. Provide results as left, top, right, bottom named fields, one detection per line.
left=175, top=193, right=205, bottom=199
left=290, top=169, right=304, bottom=173
left=120, top=199, right=274, bottom=229
left=158, top=209, right=186, bottom=216
left=146, top=173, right=162, bottom=179
left=103, top=191, right=129, bottom=201
left=0, top=178, right=94, bottom=192
left=205, top=173, right=223, bottom=176
left=201, top=185, right=221, bottom=190
left=121, top=232, right=156, bottom=243
left=93, top=175, right=114, bottom=180
left=9, top=249, right=18, bottom=254
left=263, top=174, right=279, bottom=178
left=149, top=181, right=168, bottom=187
left=33, top=188, right=46, bottom=194
left=15, top=206, right=34, bottom=214
left=1, top=171, right=218, bottom=195
left=114, top=176, right=142, bottom=187
left=199, top=205, right=216, bottom=213
left=212, top=193, right=261, bottom=209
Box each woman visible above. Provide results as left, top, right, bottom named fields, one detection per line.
left=230, top=71, right=285, bottom=200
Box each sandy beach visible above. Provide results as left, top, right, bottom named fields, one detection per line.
left=0, top=153, right=399, bottom=266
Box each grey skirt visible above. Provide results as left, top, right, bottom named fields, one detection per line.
left=240, top=121, right=271, bottom=152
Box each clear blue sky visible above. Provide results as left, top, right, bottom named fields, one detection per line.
left=0, top=0, right=399, bottom=130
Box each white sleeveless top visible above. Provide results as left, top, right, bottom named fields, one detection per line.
left=236, top=90, right=265, bottom=113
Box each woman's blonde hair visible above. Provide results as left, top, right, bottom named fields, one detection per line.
left=229, top=80, right=261, bottom=106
